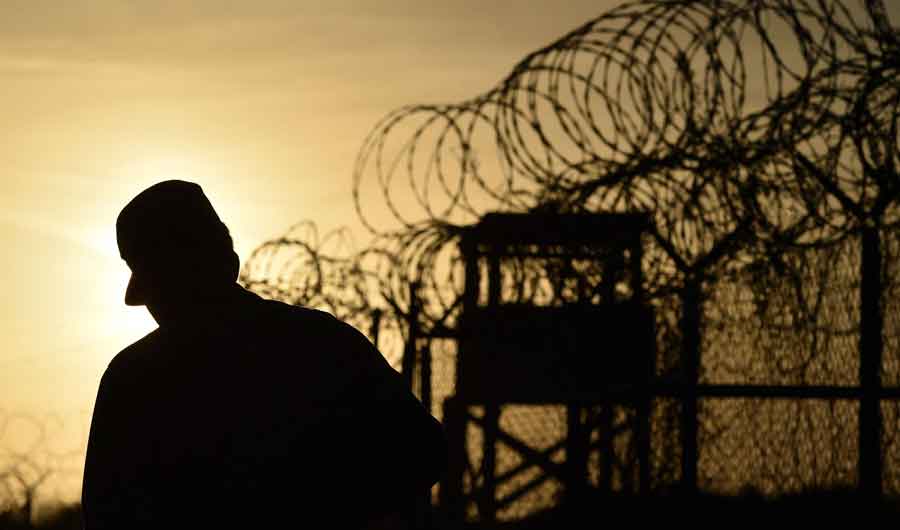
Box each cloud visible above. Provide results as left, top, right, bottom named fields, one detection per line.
left=0, top=0, right=614, bottom=78
left=0, top=203, right=114, bottom=258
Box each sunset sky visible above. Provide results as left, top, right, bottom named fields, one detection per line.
left=1, top=0, right=617, bottom=499
left=4, top=0, right=897, bottom=508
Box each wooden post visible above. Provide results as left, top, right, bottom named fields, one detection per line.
left=480, top=404, right=500, bottom=525
left=440, top=232, right=477, bottom=522
left=598, top=405, right=613, bottom=492
left=440, top=397, right=467, bottom=525
left=566, top=402, right=590, bottom=504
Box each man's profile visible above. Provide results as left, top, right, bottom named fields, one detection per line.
left=82, top=180, right=446, bottom=529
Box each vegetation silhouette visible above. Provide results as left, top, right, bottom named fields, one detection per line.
left=0, top=413, right=83, bottom=528
left=0, top=504, right=80, bottom=530
left=81, top=181, right=445, bottom=529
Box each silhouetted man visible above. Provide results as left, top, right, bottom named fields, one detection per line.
left=82, top=180, right=445, bottom=529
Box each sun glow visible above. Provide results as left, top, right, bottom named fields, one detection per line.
left=105, top=258, right=158, bottom=342
left=85, top=222, right=158, bottom=350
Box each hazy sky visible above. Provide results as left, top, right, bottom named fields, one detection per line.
left=1, top=1, right=621, bottom=495
left=4, top=0, right=899, bottom=512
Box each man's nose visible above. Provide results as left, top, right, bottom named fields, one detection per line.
left=124, top=271, right=146, bottom=306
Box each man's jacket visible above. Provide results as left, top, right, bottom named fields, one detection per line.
left=82, top=286, right=446, bottom=529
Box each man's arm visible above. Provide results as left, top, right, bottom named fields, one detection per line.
left=329, top=319, right=447, bottom=513
left=82, top=366, right=156, bottom=530
left=367, top=359, right=446, bottom=491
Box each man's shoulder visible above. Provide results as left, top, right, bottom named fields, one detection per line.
left=237, top=297, right=395, bottom=399
left=105, top=328, right=165, bottom=378
left=259, top=298, right=364, bottom=341
left=258, top=299, right=388, bottom=371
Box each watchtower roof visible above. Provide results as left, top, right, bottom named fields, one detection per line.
left=464, top=212, right=650, bottom=247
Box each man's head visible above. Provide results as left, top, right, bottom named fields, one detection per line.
left=116, top=180, right=240, bottom=317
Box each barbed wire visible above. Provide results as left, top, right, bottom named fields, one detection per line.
left=245, top=0, right=900, bottom=508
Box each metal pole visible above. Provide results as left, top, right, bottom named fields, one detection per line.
left=369, top=308, right=383, bottom=350
left=402, top=282, right=420, bottom=389
left=859, top=226, right=883, bottom=497
left=680, top=279, right=701, bottom=494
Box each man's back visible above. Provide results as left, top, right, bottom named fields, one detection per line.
left=82, top=286, right=445, bottom=529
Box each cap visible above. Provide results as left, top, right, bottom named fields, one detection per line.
left=116, top=180, right=233, bottom=305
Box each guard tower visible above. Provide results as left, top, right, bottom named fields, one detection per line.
left=440, top=212, right=655, bottom=526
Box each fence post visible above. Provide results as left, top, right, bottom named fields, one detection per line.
left=369, top=308, right=382, bottom=350
left=859, top=226, right=883, bottom=497
left=680, top=278, right=701, bottom=493
left=402, top=282, right=420, bottom=389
